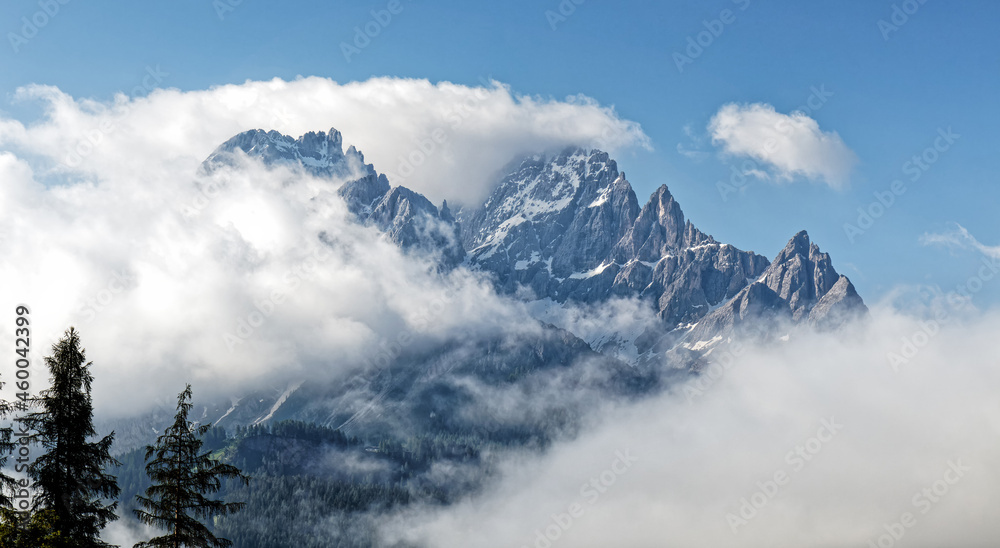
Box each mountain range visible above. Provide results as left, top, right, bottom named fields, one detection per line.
left=206, top=128, right=866, bottom=365
left=106, top=127, right=868, bottom=547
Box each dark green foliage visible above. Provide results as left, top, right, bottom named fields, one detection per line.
left=110, top=327, right=653, bottom=547
left=115, top=418, right=517, bottom=547
left=133, top=385, right=249, bottom=548
left=17, top=328, right=120, bottom=547
left=0, top=508, right=66, bottom=547
left=213, top=475, right=411, bottom=548
left=0, top=397, right=17, bottom=511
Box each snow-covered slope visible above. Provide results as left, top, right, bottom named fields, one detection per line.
left=203, top=128, right=464, bottom=266
left=460, top=147, right=772, bottom=328
left=201, top=130, right=867, bottom=368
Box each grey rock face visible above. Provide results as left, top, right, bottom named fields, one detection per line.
left=203, top=128, right=373, bottom=180
left=338, top=172, right=391, bottom=216
left=460, top=147, right=771, bottom=327
left=203, top=128, right=465, bottom=266
left=204, top=129, right=867, bottom=363
left=686, top=230, right=868, bottom=345
left=366, top=186, right=465, bottom=266
left=809, top=274, right=867, bottom=330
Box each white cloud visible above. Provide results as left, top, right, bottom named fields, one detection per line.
left=0, top=138, right=535, bottom=420
left=101, top=518, right=163, bottom=547
left=920, top=223, right=1000, bottom=259
left=0, top=76, right=650, bottom=206
left=381, top=305, right=1000, bottom=547
left=708, top=102, right=857, bottom=188
left=3, top=76, right=995, bottom=547
left=0, top=76, right=651, bottom=417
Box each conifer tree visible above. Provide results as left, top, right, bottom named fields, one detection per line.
left=0, top=391, right=18, bottom=509
left=0, top=392, right=24, bottom=545
left=17, top=327, right=121, bottom=547
left=0, top=508, right=64, bottom=547
left=133, top=385, right=249, bottom=548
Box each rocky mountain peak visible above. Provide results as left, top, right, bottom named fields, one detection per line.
left=457, top=149, right=774, bottom=339
left=762, top=230, right=841, bottom=320
left=440, top=200, right=454, bottom=222
left=684, top=230, right=868, bottom=353
left=611, top=185, right=715, bottom=264
left=204, top=127, right=464, bottom=266
left=202, top=127, right=373, bottom=180
left=201, top=128, right=867, bottom=367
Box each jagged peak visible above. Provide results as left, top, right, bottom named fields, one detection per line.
left=773, top=230, right=813, bottom=263
left=507, top=146, right=616, bottom=174
left=772, top=230, right=836, bottom=267
left=216, top=127, right=347, bottom=155
left=650, top=184, right=676, bottom=200
left=646, top=185, right=683, bottom=219
left=204, top=126, right=379, bottom=182
left=325, top=127, right=344, bottom=146
left=789, top=229, right=810, bottom=247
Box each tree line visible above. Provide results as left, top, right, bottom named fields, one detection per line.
left=0, top=328, right=248, bottom=548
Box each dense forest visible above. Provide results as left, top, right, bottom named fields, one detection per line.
left=116, top=417, right=560, bottom=547
left=2, top=324, right=647, bottom=547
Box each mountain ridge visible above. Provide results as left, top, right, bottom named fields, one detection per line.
left=202, top=128, right=868, bottom=364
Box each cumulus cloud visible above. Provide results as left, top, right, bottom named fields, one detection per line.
left=0, top=152, right=535, bottom=418
left=708, top=102, right=857, bottom=188
left=0, top=76, right=649, bottom=206
left=381, top=304, right=1000, bottom=547
left=0, top=76, right=651, bottom=417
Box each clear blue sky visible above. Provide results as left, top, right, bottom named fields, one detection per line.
left=2, top=0, right=998, bottom=306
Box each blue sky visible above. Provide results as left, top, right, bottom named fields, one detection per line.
left=2, top=0, right=998, bottom=306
